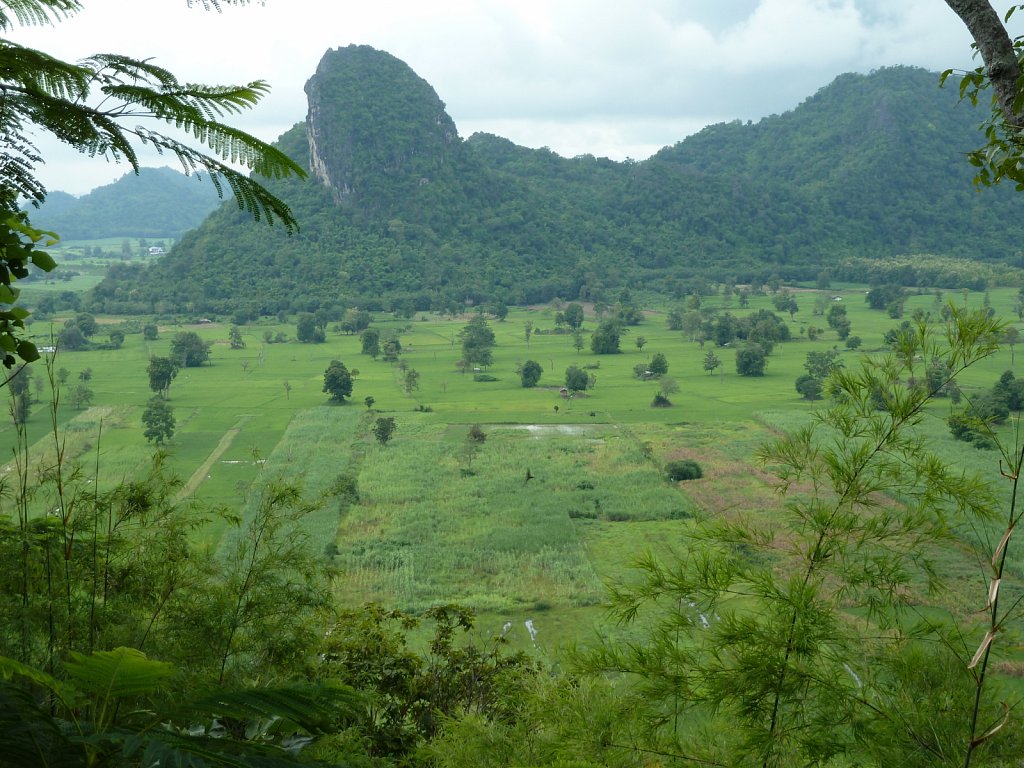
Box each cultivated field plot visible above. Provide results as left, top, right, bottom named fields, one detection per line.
left=4, top=287, right=1024, bottom=652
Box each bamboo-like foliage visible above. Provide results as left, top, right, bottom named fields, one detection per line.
left=582, top=306, right=1022, bottom=766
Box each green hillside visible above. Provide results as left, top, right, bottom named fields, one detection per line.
left=89, top=50, right=1024, bottom=318
left=29, top=165, right=221, bottom=239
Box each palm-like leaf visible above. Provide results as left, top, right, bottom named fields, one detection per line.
left=64, top=647, right=175, bottom=699
left=0, top=3, right=305, bottom=366
left=0, top=33, right=304, bottom=232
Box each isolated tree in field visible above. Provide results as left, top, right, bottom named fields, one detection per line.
left=296, top=312, right=325, bottom=343
left=228, top=325, right=245, bottom=349
left=467, top=424, right=487, bottom=445
left=337, top=308, right=371, bottom=334
left=372, top=416, right=396, bottom=447
left=142, top=396, right=175, bottom=445
left=323, top=359, right=353, bottom=403
left=523, top=320, right=534, bottom=348
left=562, top=302, right=585, bottom=330
left=171, top=331, right=212, bottom=367
left=804, top=349, right=842, bottom=382
left=382, top=335, right=402, bottom=362
left=772, top=289, right=799, bottom=319
left=459, top=316, right=496, bottom=369
left=360, top=328, right=381, bottom=358
left=794, top=374, right=824, bottom=401
left=666, top=459, right=702, bottom=481
left=590, top=319, right=622, bottom=354
left=147, top=356, right=180, bottom=399
left=635, top=335, right=647, bottom=352
left=826, top=302, right=851, bottom=339
left=565, top=365, right=589, bottom=393
left=57, top=321, right=88, bottom=351
left=735, top=343, right=767, bottom=377
left=520, top=359, right=543, bottom=388
left=703, top=349, right=721, bottom=376
left=1004, top=325, right=1020, bottom=365
left=78, top=367, right=92, bottom=383
left=648, top=352, right=669, bottom=376
left=572, top=329, right=585, bottom=354
left=69, top=382, right=94, bottom=410
left=666, top=307, right=684, bottom=331
left=143, top=322, right=159, bottom=341
left=402, top=368, right=420, bottom=396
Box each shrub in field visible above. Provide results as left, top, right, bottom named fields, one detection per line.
left=648, top=352, right=669, bottom=376
left=467, top=424, right=487, bottom=444
left=666, top=459, right=702, bottom=481
left=327, top=473, right=360, bottom=506
left=520, top=359, right=543, bottom=387
left=736, top=343, right=767, bottom=376
left=565, top=365, right=589, bottom=392
left=171, top=331, right=212, bottom=367
left=373, top=417, right=396, bottom=446
left=651, top=392, right=672, bottom=407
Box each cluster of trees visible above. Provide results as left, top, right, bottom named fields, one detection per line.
left=795, top=349, right=844, bottom=400
left=948, top=369, right=1024, bottom=448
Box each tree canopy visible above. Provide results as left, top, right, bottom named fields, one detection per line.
left=323, top=359, right=353, bottom=402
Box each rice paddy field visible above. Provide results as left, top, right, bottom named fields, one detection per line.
left=4, top=282, right=1024, bottom=655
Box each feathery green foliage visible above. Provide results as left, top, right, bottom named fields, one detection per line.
left=582, top=306, right=1021, bottom=766
left=0, top=0, right=305, bottom=368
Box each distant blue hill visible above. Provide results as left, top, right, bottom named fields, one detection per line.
left=28, top=166, right=222, bottom=239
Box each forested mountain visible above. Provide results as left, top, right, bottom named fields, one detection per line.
left=29, top=166, right=221, bottom=239
left=90, top=47, right=1024, bottom=317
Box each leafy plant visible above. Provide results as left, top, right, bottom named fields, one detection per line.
left=585, top=307, right=1018, bottom=766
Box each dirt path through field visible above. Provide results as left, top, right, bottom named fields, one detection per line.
left=176, top=415, right=251, bottom=501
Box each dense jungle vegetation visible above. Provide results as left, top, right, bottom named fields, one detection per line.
left=91, top=56, right=1024, bottom=318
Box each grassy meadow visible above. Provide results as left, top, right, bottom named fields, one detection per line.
left=5, top=282, right=1024, bottom=653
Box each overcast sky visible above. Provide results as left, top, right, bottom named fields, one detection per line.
left=8, top=0, right=1009, bottom=195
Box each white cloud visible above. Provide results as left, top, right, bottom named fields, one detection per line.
left=6, top=0, right=1011, bottom=194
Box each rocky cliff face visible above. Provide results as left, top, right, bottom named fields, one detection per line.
left=304, top=45, right=460, bottom=207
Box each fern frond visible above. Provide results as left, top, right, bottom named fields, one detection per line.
left=188, top=683, right=364, bottom=734
left=0, top=682, right=76, bottom=768
left=85, top=52, right=180, bottom=90
left=173, top=81, right=272, bottom=117
left=136, top=128, right=302, bottom=232
left=0, top=41, right=92, bottom=101
left=63, top=647, right=175, bottom=699
left=0, top=0, right=81, bottom=31
left=0, top=653, right=76, bottom=707
left=116, top=727, right=310, bottom=768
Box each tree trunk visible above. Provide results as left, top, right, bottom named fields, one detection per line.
left=944, top=0, right=1024, bottom=133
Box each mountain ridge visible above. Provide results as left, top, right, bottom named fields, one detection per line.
left=88, top=48, right=1023, bottom=317
left=29, top=166, right=222, bottom=240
